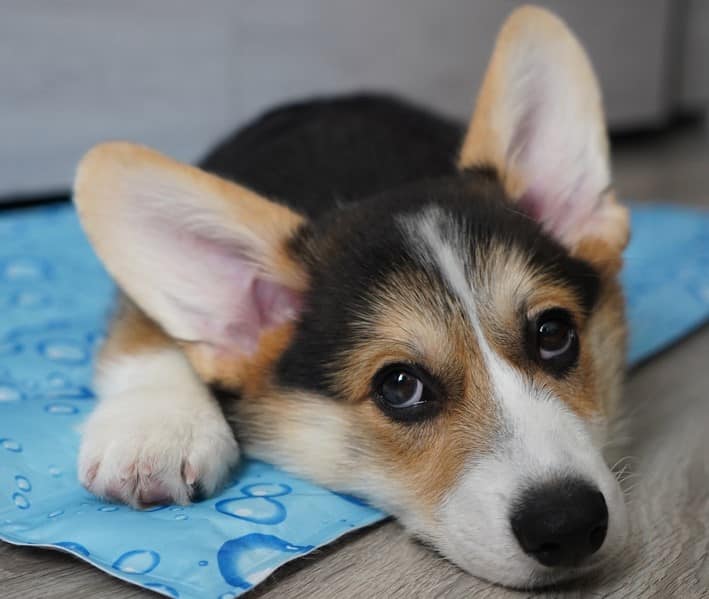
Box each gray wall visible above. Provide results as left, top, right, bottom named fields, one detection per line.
left=1, top=0, right=704, bottom=196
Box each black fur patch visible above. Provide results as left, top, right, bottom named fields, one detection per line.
left=200, top=94, right=462, bottom=217
left=277, top=175, right=599, bottom=397
left=209, top=383, right=242, bottom=407
left=199, top=94, right=601, bottom=399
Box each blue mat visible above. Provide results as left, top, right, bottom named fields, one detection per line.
left=1, top=203, right=707, bottom=598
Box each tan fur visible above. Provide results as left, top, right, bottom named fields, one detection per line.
left=207, top=267, right=495, bottom=516
left=98, top=296, right=171, bottom=362
left=575, top=230, right=628, bottom=277
left=180, top=321, right=299, bottom=392
left=585, top=278, right=628, bottom=420
left=228, top=238, right=621, bottom=513
left=338, top=271, right=494, bottom=511
left=229, top=386, right=496, bottom=521
left=96, top=298, right=301, bottom=398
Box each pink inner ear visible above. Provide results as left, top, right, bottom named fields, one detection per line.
left=501, top=60, right=611, bottom=248
left=511, top=121, right=604, bottom=246
left=517, top=190, right=545, bottom=222
left=222, top=276, right=303, bottom=355
left=141, top=212, right=302, bottom=357
left=518, top=177, right=601, bottom=248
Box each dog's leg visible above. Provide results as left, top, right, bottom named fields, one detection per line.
left=78, top=298, right=239, bottom=507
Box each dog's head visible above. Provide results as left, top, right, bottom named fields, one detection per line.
left=74, top=6, right=630, bottom=588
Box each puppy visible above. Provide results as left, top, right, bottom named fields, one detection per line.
left=73, top=6, right=630, bottom=589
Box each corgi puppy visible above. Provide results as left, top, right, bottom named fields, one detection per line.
left=73, top=6, right=630, bottom=589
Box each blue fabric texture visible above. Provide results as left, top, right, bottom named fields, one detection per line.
left=0, top=203, right=707, bottom=598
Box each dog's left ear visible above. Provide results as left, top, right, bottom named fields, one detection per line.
left=74, top=142, right=308, bottom=382
left=460, top=6, right=629, bottom=271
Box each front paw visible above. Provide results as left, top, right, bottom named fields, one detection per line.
left=78, top=398, right=239, bottom=508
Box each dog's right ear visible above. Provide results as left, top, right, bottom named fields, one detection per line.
left=459, top=6, right=629, bottom=272
left=74, top=142, right=307, bottom=376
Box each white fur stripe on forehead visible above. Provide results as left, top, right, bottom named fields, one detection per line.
left=403, top=208, right=492, bottom=363
left=400, top=207, right=524, bottom=405
left=400, top=208, right=606, bottom=444
left=398, top=207, right=533, bottom=425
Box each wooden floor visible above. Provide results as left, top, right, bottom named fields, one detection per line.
left=2, top=121, right=709, bottom=598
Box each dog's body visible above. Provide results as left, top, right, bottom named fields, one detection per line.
left=74, top=7, right=631, bottom=589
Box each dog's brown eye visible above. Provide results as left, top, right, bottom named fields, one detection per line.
left=380, top=371, right=424, bottom=408
left=538, top=320, right=574, bottom=358
left=372, top=364, right=441, bottom=422
left=531, top=309, right=579, bottom=374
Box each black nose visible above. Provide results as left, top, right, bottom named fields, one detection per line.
left=510, top=478, right=608, bottom=567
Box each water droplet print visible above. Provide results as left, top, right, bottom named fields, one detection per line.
left=1, top=438, right=22, bottom=452
left=47, top=510, right=64, bottom=518
left=38, top=339, right=88, bottom=364
left=2, top=522, right=30, bottom=533
left=47, top=372, right=69, bottom=387
left=215, top=483, right=292, bottom=525
left=46, top=385, right=94, bottom=400
left=10, top=290, right=49, bottom=309
left=242, top=483, right=291, bottom=498
left=15, top=475, right=31, bottom=492
left=0, top=341, right=22, bottom=356
left=56, top=541, right=90, bottom=557
left=2, top=257, right=49, bottom=281
left=44, top=403, right=79, bottom=415
left=217, top=534, right=313, bottom=589
left=198, top=560, right=209, bottom=567
left=0, top=383, right=23, bottom=402
left=112, top=549, right=160, bottom=574
left=12, top=493, right=30, bottom=509
left=98, top=505, right=119, bottom=512
left=48, top=465, right=62, bottom=477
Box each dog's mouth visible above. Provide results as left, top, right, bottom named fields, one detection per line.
left=518, top=542, right=625, bottom=590
left=446, top=540, right=622, bottom=591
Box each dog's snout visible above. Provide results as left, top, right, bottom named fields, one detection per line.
left=510, top=478, right=608, bottom=568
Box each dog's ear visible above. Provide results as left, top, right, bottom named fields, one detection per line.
left=74, top=142, right=307, bottom=369
left=459, top=6, right=628, bottom=271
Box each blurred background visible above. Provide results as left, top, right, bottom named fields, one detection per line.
left=1, top=0, right=708, bottom=204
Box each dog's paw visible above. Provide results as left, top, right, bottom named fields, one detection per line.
left=78, top=392, right=239, bottom=508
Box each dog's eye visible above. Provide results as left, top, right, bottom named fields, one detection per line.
left=381, top=370, right=423, bottom=408
left=538, top=319, right=574, bottom=358
left=531, top=309, right=579, bottom=374
left=372, top=364, right=441, bottom=422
